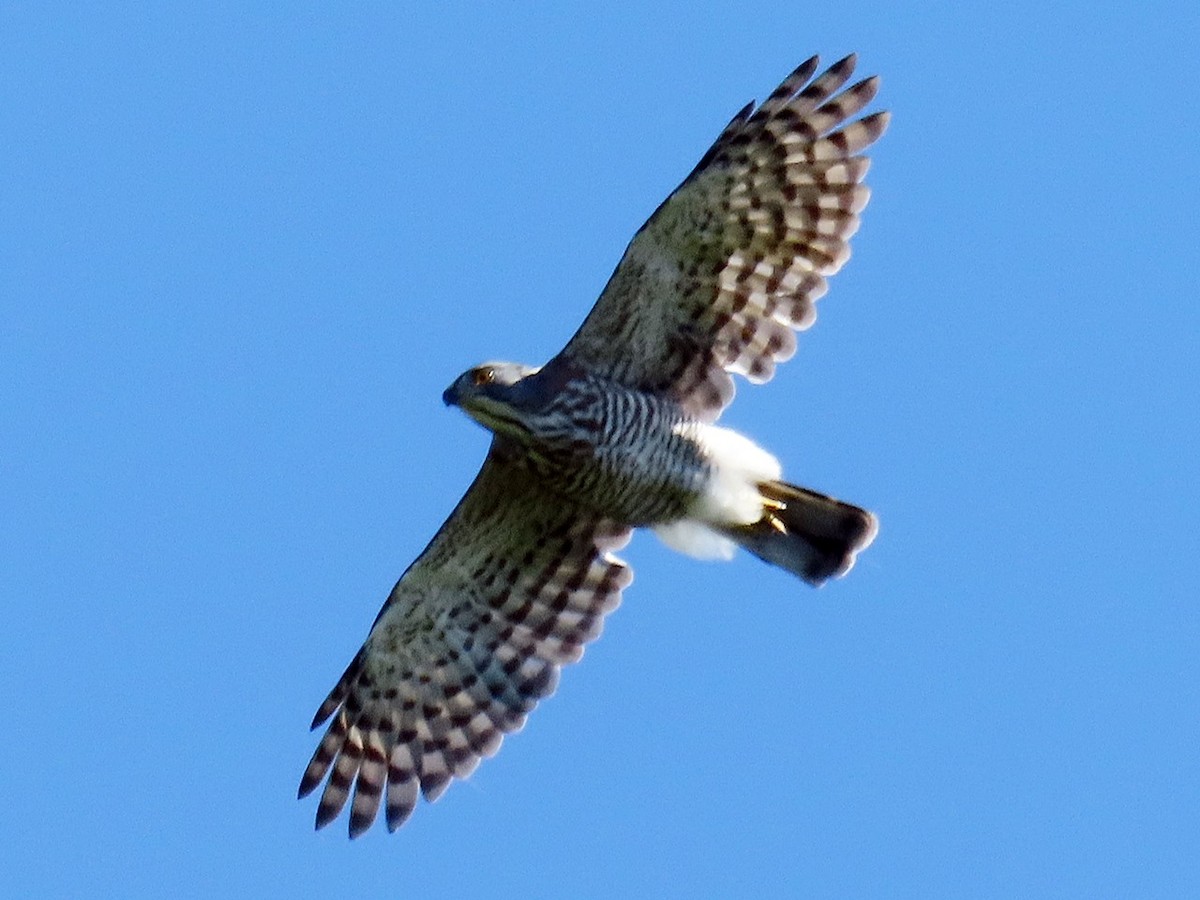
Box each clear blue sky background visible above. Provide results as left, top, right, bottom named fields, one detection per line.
left=4, top=3, right=1198, bottom=898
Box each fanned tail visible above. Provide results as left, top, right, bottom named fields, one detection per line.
left=725, top=480, right=877, bottom=585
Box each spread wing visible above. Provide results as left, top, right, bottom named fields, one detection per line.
left=555, top=54, right=889, bottom=421
left=299, top=447, right=632, bottom=836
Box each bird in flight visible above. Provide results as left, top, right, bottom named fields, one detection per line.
left=300, top=53, right=887, bottom=836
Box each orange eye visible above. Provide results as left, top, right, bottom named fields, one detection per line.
left=472, top=367, right=494, bottom=386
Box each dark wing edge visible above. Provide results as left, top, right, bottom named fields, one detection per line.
left=555, top=53, right=889, bottom=421
left=298, top=448, right=632, bottom=836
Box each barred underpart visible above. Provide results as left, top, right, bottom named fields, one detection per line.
left=524, top=373, right=712, bottom=525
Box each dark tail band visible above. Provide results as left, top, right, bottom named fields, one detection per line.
left=725, top=480, right=877, bottom=585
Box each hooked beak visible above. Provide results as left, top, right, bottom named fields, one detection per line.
left=442, top=382, right=460, bottom=407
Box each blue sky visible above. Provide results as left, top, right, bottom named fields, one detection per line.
left=4, top=3, right=1199, bottom=897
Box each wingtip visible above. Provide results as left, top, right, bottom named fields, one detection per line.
left=849, top=74, right=882, bottom=106
left=314, top=802, right=339, bottom=832
left=310, top=696, right=338, bottom=730
left=297, top=766, right=322, bottom=800
left=348, top=812, right=373, bottom=839
left=832, top=52, right=858, bottom=74
left=793, top=54, right=821, bottom=81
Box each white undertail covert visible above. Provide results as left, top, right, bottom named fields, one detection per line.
left=653, top=423, right=782, bottom=560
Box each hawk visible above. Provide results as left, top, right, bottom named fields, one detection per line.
left=300, top=53, right=887, bottom=836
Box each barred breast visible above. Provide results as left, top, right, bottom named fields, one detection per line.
left=529, top=375, right=712, bottom=525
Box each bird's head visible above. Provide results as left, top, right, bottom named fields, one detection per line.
left=443, top=361, right=550, bottom=443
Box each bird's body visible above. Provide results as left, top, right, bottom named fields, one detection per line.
left=446, top=360, right=861, bottom=572
left=301, top=53, right=889, bottom=836
left=450, top=362, right=712, bottom=525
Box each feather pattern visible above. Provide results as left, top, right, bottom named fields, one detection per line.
left=299, top=447, right=631, bottom=835
left=302, top=53, right=885, bottom=837
left=557, top=54, right=889, bottom=421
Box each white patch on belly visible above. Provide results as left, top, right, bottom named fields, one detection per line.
left=682, top=423, right=781, bottom=525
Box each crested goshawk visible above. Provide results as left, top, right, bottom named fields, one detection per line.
left=300, top=54, right=887, bottom=836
